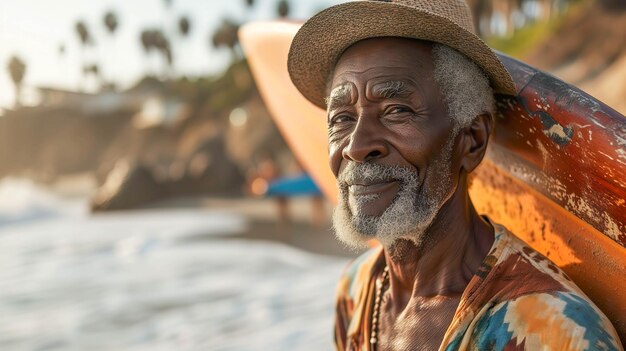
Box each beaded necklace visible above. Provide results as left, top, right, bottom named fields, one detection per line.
left=370, top=265, right=389, bottom=348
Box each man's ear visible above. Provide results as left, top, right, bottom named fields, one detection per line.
left=460, top=112, right=493, bottom=173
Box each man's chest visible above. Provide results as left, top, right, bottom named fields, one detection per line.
left=376, top=295, right=461, bottom=351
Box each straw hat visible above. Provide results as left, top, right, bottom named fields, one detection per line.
left=288, top=0, right=516, bottom=109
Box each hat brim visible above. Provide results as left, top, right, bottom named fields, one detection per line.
left=288, top=1, right=516, bottom=109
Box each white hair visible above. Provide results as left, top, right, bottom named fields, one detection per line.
left=432, top=44, right=495, bottom=131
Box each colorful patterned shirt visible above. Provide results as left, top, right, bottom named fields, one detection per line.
left=334, top=222, right=623, bottom=351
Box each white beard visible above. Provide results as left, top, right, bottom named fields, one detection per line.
left=332, top=135, right=457, bottom=250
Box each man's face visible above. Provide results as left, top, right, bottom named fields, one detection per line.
left=327, top=37, right=460, bottom=248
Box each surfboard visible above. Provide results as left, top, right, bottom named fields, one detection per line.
left=239, top=21, right=626, bottom=340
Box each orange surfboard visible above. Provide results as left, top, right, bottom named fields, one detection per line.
left=239, top=21, right=626, bottom=341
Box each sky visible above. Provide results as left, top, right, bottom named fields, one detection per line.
left=0, top=0, right=346, bottom=110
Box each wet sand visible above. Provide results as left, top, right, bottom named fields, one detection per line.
left=149, top=196, right=359, bottom=259
left=47, top=172, right=359, bottom=258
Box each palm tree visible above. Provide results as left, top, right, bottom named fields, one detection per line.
left=277, top=0, right=290, bottom=18
left=140, top=29, right=154, bottom=54
left=101, top=11, right=119, bottom=87
left=103, top=11, right=119, bottom=88
left=211, top=19, right=240, bottom=61
left=173, top=16, right=192, bottom=76
left=75, top=20, right=93, bottom=89
left=104, top=11, right=119, bottom=34
left=83, top=63, right=100, bottom=84
left=7, top=55, right=26, bottom=108
left=75, top=21, right=91, bottom=46
left=140, top=29, right=154, bottom=76
left=178, top=16, right=190, bottom=36
left=154, top=30, right=172, bottom=76
left=139, top=29, right=172, bottom=78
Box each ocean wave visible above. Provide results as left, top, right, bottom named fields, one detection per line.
left=0, top=181, right=348, bottom=350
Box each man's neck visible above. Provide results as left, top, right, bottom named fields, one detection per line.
left=382, top=189, right=495, bottom=314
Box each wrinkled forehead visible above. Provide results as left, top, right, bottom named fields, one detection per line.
left=325, top=38, right=439, bottom=108
left=326, top=37, right=436, bottom=93
left=326, top=79, right=419, bottom=112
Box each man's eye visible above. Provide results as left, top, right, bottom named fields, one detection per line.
left=329, top=115, right=353, bottom=126
left=386, top=106, right=412, bottom=114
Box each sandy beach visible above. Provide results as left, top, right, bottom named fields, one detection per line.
left=0, top=178, right=359, bottom=350
left=152, top=196, right=357, bottom=259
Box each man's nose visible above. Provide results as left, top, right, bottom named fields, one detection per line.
left=342, top=117, right=388, bottom=163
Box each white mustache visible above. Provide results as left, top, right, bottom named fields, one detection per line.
left=337, top=162, right=418, bottom=188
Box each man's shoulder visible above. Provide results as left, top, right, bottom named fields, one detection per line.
left=483, top=223, right=585, bottom=299
left=467, top=291, right=623, bottom=350
left=336, top=246, right=383, bottom=302
left=466, top=223, right=623, bottom=350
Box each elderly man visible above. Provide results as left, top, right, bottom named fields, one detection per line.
left=287, top=0, right=623, bottom=350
